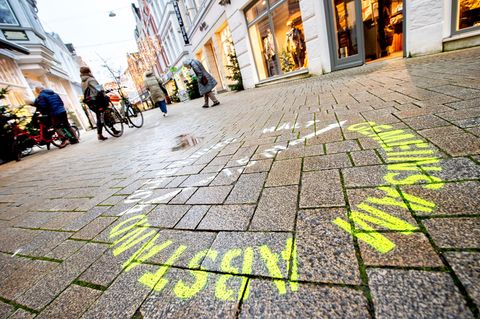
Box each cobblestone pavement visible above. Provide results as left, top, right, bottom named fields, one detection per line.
left=1, top=47, right=480, bottom=319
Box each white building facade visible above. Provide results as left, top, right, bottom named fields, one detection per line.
left=0, top=0, right=90, bottom=129
left=147, top=0, right=479, bottom=89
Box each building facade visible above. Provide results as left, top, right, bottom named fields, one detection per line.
left=0, top=0, right=90, bottom=129
left=138, top=0, right=479, bottom=89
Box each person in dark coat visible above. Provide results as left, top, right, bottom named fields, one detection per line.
left=33, top=86, right=79, bottom=148
left=80, top=66, right=110, bottom=141
left=183, top=59, right=220, bottom=108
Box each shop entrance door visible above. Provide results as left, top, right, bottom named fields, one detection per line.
left=325, top=0, right=365, bottom=70
left=362, top=0, right=404, bottom=62
left=326, top=0, right=404, bottom=70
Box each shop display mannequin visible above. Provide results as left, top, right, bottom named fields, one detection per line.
left=286, top=20, right=306, bottom=69
left=263, top=29, right=277, bottom=77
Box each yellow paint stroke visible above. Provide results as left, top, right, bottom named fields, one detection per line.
left=216, top=248, right=242, bottom=301
left=139, top=245, right=187, bottom=292
left=174, top=249, right=218, bottom=299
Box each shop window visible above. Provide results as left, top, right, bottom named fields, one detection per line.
left=0, top=0, right=18, bottom=25
left=246, top=0, right=268, bottom=23
left=454, top=0, right=480, bottom=32
left=246, top=0, right=307, bottom=80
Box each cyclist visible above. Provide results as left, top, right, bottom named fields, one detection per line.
left=80, top=67, right=110, bottom=141
left=33, top=86, right=79, bottom=148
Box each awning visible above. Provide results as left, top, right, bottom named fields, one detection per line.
left=0, top=38, right=30, bottom=55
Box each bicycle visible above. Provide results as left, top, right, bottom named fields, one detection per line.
left=103, top=88, right=144, bottom=138
left=11, top=112, right=80, bottom=161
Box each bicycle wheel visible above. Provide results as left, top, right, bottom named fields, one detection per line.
left=51, top=131, right=63, bottom=148
left=72, top=126, right=80, bottom=140
left=103, top=107, right=124, bottom=137
left=126, top=105, right=144, bottom=128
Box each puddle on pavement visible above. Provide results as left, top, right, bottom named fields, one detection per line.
left=172, top=133, right=200, bottom=151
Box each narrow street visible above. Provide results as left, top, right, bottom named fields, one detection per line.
left=0, top=48, right=479, bottom=318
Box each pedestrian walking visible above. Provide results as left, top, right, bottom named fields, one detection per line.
left=80, top=66, right=110, bottom=141
left=144, top=71, right=168, bottom=116
left=33, top=86, right=79, bottom=148
left=183, top=59, right=220, bottom=108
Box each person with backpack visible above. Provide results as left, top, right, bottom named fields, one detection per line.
left=144, top=71, right=168, bottom=116
left=80, top=66, right=109, bottom=141
left=183, top=59, right=220, bottom=108
left=33, top=86, right=79, bottom=148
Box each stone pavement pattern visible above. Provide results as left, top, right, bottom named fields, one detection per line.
left=0, top=47, right=479, bottom=318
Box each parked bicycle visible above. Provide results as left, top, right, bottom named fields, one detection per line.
left=103, top=88, right=144, bottom=137
left=10, top=112, right=80, bottom=161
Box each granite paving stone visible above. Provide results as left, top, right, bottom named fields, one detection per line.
left=139, top=268, right=240, bottom=319
left=0, top=259, right=59, bottom=300
left=8, top=309, right=35, bottom=319
left=423, top=217, right=480, bottom=248
left=0, top=302, right=14, bottom=319
left=17, top=243, right=108, bottom=310
left=368, top=269, right=474, bottom=319
left=36, top=285, right=102, bottom=319
left=169, top=187, right=198, bottom=204
left=244, top=159, right=273, bottom=173
left=144, top=230, right=217, bottom=268
left=240, top=280, right=370, bottom=319
left=401, top=181, right=480, bottom=216
left=186, top=186, right=233, bottom=204
left=342, top=165, right=389, bottom=187
left=80, top=264, right=157, bottom=319
left=147, top=205, right=191, bottom=228
left=359, top=232, right=443, bottom=267
left=350, top=150, right=383, bottom=166
left=210, top=168, right=243, bottom=186
left=175, top=205, right=211, bottom=229
left=300, top=170, right=345, bottom=208
left=296, top=208, right=361, bottom=284
left=303, top=153, right=352, bottom=171
left=46, top=240, right=86, bottom=260
left=265, top=158, right=301, bottom=187
left=225, top=172, right=267, bottom=204
left=444, top=252, right=480, bottom=307
left=347, top=187, right=418, bottom=231
left=72, top=217, right=117, bottom=240
left=180, top=173, right=217, bottom=187
left=326, top=140, right=361, bottom=154
left=249, top=186, right=298, bottom=231
left=197, top=205, right=255, bottom=231
left=201, top=232, right=292, bottom=278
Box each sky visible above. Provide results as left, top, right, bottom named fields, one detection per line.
left=37, top=0, right=139, bottom=83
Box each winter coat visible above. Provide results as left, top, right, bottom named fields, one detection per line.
left=144, top=75, right=165, bottom=102
left=186, top=59, right=217, bottom=96
left=34, top=89, right=66, bottom=116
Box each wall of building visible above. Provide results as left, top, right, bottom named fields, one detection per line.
left=406, top=0, right=445, bottom=56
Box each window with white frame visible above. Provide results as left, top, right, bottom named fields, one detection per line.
left=0, top=0, right=19, bottom=25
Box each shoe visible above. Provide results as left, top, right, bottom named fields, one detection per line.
left=112, top=128, right=120, bottom=135
left=59, top=140, right=69, bottom=148
left=70, top=139, right=79, bottom=144
left=212, top=101, right=220, bottom=107
left=163, top=113, right=167, bottom=117
left=98, top=135, right=108, bottom=141
left=202, top=105, right=209, bottom=108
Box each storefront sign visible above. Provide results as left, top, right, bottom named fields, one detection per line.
left=2, top=30, right=28, bottom=41
left=173, top=0, right=189, bottom=45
